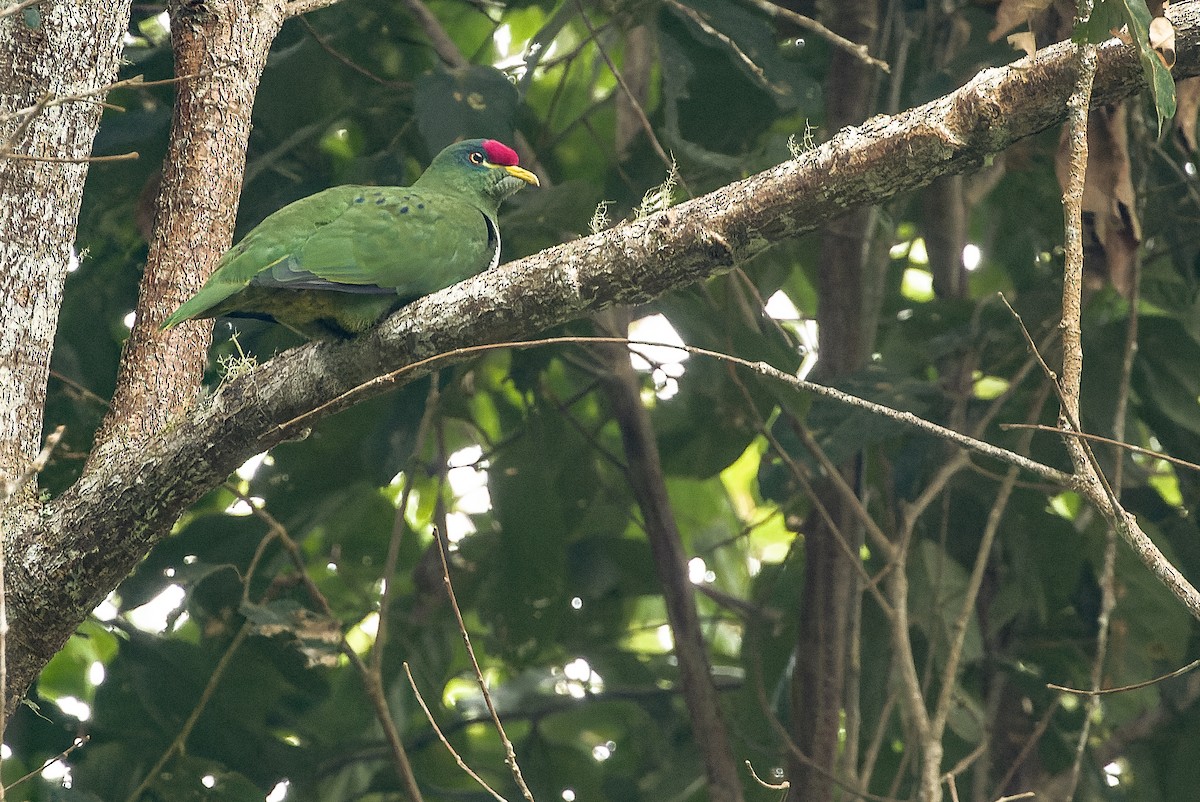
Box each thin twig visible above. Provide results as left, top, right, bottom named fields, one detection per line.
left=664, top=0, right=787, bottom=93
left=398, top=0, right=468, bottom=67
left=745, top=624, right=904, bottom=802
left=433, top=530, right=536, bottom=801
left=125, top=623, right=253, bottom=802
left=1001, top=293, right=1200, bottom=620
left=735, top=0, right=889, bottom=72
left=374, top=376, right=440, bottom=675
left=1050, top=657, right=1200, bottom=695
left=992, top=697, right=1059, bottom=799
left=283, top=0, right=348, bottom=18
left=0, top=424, right=65, bottom=776
left=230, top=491, right=426, bottom=802
left=1000, top=423, right=1200, bottom=473
left=273, top=336, right=1073, bottom=487
left=299, top=16, right=407, bottom=87
left=403, top=662, right=509, bottom=802
left=929, top=385, right=1048, bottom=757
left=574, top=1, right=682, bottom=188
left=0, top=0, right=42, bottom=19
left=745, top=760, right=789, bottom=791
left=0, top=424, right=64, bottom=503
left=2, top=736, right=88, bottom=792
left=1, top=151, right=138, bottom=163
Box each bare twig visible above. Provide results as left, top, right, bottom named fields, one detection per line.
left=665, top=0, right=787, bottom=93
left=0, top=424, right=66, bottom=779
left=745, top=760, right=789, bottom=791
left=1001, top=423, right=1200, bottom=473
left=398, top=0, right=469, bottom=68
left=373, top=377, right=440, bottom=675
left=574, top=1, right=681, bottom=186
left=403, top=662, right=509, bottom=802
left=928, top=384, right=1050, bottom=782
left=592, top=309, right=742, bottom=802
left=0, top=424, right=64, bottom=503
left=993, top=697, right=1060, bottom=798
left=2, top=736, right=88, bottom=793
left=745, top=625, right=904, bottom=802
left=299, top=16, right=407, bottom=87
left=125, top=623, right=253, bottom=802
left=230, top=491, right=426, bottom=802
left=433, top=530, right=536, bottom=801
left=283, top=0, right=348, bottom=18
left=1001, top=294, right=1200, bottom=621
left=0, top=70, right=223, bottom=139
left=274, top=336, right=1073, bottom=487
left=1050, top=657, right=1200, bottom=695
left=735, top=0, right=890, bottom=72
left=3, top=150, right=138, bottom=164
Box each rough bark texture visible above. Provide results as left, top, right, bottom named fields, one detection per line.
left=0, top=1, right=132, bottom=489
left=595, top=311, right=744, bottom=802
left=4, top=5, right=1200, bottom=714
left=4, top=0, right=288, bottom=716
left=90, top=0, right=283, bottom=465
left=788, top=3, right=881, bottom=800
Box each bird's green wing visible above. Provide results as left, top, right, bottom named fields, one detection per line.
left=254, top=185, right=496, bottom=296
left=161, top=185, right=496, bottom=328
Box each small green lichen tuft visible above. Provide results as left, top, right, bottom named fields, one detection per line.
left=217, top=332, right=257, bottom=387
left=635, top=157, right=678, bottom=220
left=589, top=200, right=613, bottom=234
left=787, top=121, right=816, bottom=160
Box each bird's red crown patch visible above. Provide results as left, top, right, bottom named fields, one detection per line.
left=483, top=139, right=520, bottom=166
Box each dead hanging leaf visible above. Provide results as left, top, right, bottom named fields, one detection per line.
left=988, top=0, right=1056, bottom=42
left=1111, top=26, right=1135, bottom=45
left=1055, top=104, right=1141, bottom=297
left=1149, top=16, right=1176, bottom=67
left=1174, top=76, right=1200, bottom=153
left=1007, top=31, right=1038, bottom=57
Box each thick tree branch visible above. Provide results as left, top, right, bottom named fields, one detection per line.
left=7, top=5, right=1200, bottom=713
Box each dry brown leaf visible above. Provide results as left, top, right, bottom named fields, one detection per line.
left=1175, top=77, right=1200, bottom=152
left=1007, top=31, right=1038, bottom=57
left=1055, top=104, right=1140, bottom=297
left=988, top=0, right=1056, bottom=42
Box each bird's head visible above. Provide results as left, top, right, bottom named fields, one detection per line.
left=418, top=138, right=539, bottom=207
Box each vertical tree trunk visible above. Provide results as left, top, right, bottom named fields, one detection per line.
left=90, top=0, right=284, bottom=461
left=596, top=310, right=745, bottom=802
left=0, top=1, right=132, bottom=497
left=5, top=0, right=288, bottom=717
left=788, top=2, right=882, bottom=801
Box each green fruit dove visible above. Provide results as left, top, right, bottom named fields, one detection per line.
left=161, top=138, right=539, bottom=339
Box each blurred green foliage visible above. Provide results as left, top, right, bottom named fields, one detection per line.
left=14, top=1, right=1200, bottom=801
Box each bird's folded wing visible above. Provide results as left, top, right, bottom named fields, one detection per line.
left=248, top=187, right=493, bottom=298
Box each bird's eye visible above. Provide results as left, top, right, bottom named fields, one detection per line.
left=469, top=151, right=485, bottom=165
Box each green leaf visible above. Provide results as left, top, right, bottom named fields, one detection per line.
left=1076, top=0, right=1175, bottom=130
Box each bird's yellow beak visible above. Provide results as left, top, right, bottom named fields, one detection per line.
left=503, top=164, right=540, bottom=187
